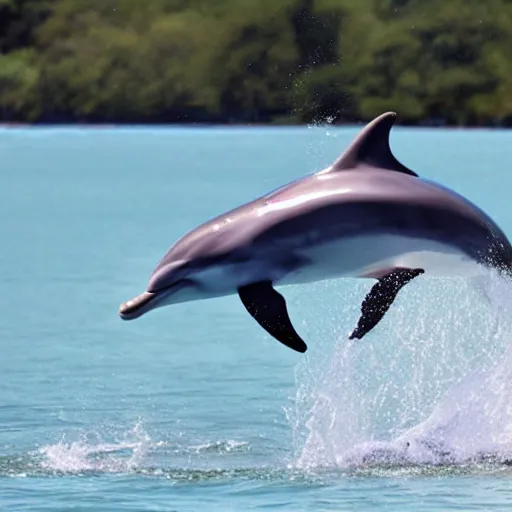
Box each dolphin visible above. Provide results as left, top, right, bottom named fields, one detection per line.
left=119, top=112, right=512, bottom=353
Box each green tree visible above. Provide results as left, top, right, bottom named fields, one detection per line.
left=2, top=0, right=512, bottom=125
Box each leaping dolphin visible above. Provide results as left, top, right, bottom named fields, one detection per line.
left=119, top=112, right=512, bottom=353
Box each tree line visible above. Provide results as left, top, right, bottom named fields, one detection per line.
left=1, top=0, right=512, bottom=125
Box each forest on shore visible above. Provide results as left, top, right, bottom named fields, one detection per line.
left=1, top=0, right=512, bottom=126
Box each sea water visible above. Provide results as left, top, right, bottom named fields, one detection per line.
left=2, top=124, right=512, bottom=510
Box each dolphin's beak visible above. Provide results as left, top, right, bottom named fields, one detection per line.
left=119, top=291, right=158, bottom=320
left=119, top=279, right=197, bottom=321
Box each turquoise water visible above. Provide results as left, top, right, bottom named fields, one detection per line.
left=3, top=125, right=512, bottom=510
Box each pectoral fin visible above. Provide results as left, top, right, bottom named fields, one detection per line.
left=349, top=268, right=424, bottom=340
left=238, top=280, right=307, bottom=353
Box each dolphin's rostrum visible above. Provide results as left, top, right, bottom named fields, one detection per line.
left=119, top=112, right=512, bottom=353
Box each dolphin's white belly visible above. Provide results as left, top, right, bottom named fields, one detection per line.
left=191, top=235, right=486, bottom=297
left=279, top=234, right=485, bottom=285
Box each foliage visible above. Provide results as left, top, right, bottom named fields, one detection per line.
left=1, top=0, right=512, bottom=125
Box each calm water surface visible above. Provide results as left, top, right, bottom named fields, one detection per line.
left=2, top=125, right=512, bottom=510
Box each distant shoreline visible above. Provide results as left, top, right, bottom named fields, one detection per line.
left=0, top=121, right=509, bottom=130
left=3, top=1, right=512, bottom=134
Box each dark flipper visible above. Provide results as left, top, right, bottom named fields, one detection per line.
left=238, top=281, right=307, bottom=353
left=349, top=268, right=424, bottom=340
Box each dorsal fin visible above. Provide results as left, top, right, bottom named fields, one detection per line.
left=328, top=112, right=418, bottom=177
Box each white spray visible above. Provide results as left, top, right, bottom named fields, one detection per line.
left=286, top=271, right=512, bottom=469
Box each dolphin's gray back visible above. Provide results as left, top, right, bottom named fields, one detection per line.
left=252, top=169, right=512, bottom=269
left=152, top=168, right=512, bottom=282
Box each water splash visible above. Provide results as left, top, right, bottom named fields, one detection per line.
left=287, top=271, right=512, bottom=470
left=0, top=418, right=255, bottom=478
left=37, top=419, right=162, bottom=474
